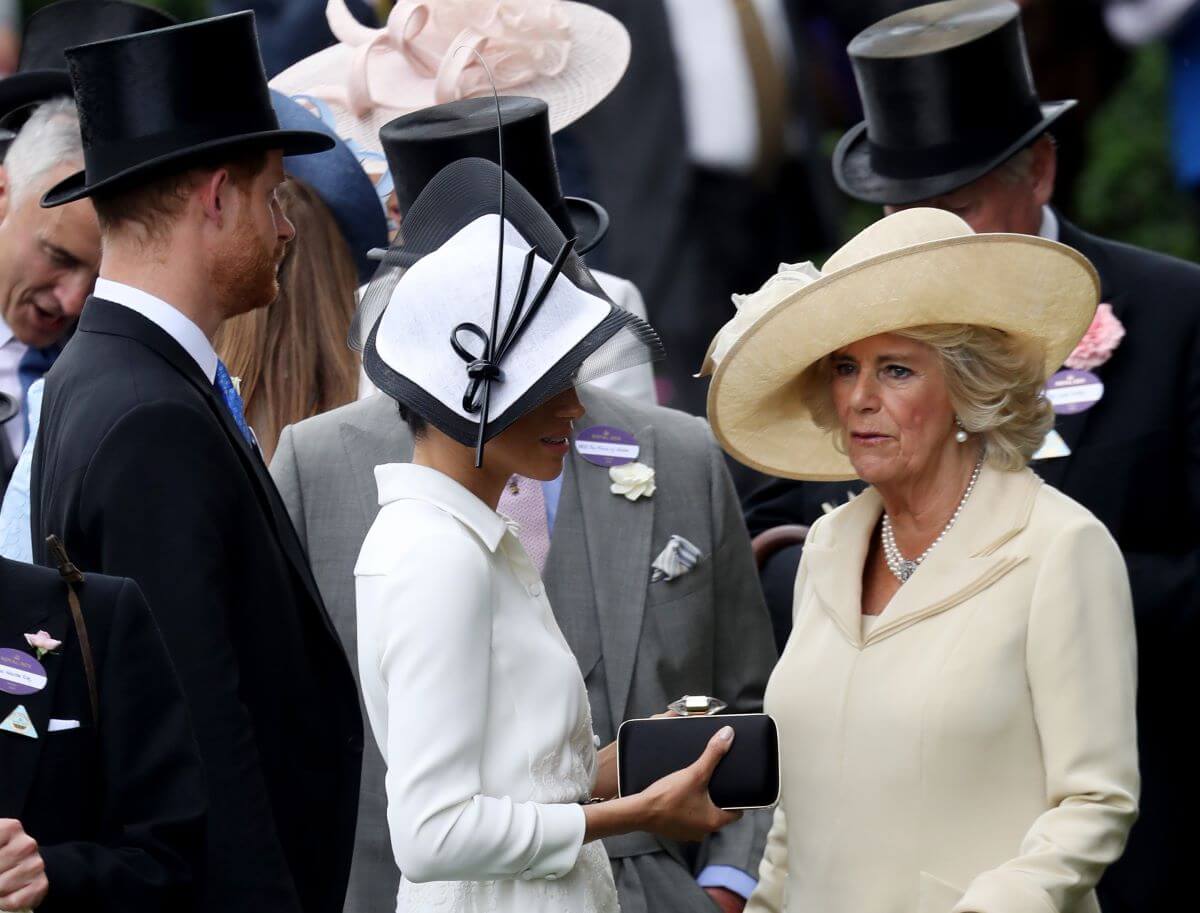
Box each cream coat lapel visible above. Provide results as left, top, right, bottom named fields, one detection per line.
left=575, top=415, right=657, bottom=725
left=807, top=466, right=1041, bottom=647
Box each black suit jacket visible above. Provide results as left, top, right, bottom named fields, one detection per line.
left=30, top=298, right=364, bottom=913
left=744, top=218, right=1200, bottom=912
left=0, top=557, right=205, bottom=912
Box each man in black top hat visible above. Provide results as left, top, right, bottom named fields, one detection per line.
left=745, top=2, right=1200, bottom=910
left=0, top=2, right=175, bottom=496
left=30, top=12, right=363, bottom=913
left=0, top=553, right=206, bottom=912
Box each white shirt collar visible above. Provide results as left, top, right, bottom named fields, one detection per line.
left=373, top=462, right=509, bottom=553
left=94, top=278, right=219, bottom=383
left=1037, top=206, right=1060, bottom=243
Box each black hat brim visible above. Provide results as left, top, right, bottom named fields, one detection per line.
left=565, top=196, right=609, bottom=255
left=0, top=69, right=73, bottom=129
left=833, top=100, right=1076, bottom=206
left=41, top=128, right=336, bottom=208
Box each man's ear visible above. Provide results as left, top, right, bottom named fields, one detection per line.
left=197, top=167, right=232, bottom=227
left=1030, top=134, right=1057, bottom=209
left=0, top=164, right=11, bottom=224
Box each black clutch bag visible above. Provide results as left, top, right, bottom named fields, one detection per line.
left=616, top=713, right=780, bottom=810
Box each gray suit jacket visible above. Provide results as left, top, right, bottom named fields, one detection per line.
left=271, top=387, right=777, bottom=913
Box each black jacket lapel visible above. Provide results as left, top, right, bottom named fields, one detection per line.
left=1035, top=219, right=1122, bottom=492
left=77, top=299, right=328, bottom=615
left=0, top=588, right=68, bottom=818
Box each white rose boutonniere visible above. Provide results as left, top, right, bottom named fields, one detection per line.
left=609, top=462, right=656, bottom=501
left=698, top=261, right=823, bottom=376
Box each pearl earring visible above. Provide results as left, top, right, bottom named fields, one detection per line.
left=954, top=417, right=969, bottom=444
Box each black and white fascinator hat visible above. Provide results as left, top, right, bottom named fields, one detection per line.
left=353, top=156, right=663, bottom=466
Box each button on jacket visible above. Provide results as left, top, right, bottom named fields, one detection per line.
left=747, top=465, right=1139, bottom=913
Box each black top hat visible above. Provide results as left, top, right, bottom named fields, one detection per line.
left=41, top=12, right=334, bottom=209
left=0, top=1, right=176, bottom=129
left=380, top=97, right=610, bottom=255
left=833, top=0, right=1075, bottom=205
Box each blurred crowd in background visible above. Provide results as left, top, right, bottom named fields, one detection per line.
left=4, top=0, right=1196, bottom=414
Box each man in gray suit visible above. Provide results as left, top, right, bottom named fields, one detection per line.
left=271, top=384, right=778, bottom=913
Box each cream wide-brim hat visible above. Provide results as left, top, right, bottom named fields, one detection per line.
left=701, top=208, right=1100, bottom=481
left=270, top=0, right=630, bottom=157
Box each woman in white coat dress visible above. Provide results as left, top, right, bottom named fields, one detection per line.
left=700, top=208, right=1139, bottom=913
left=352, top=160, right=741, bottom=913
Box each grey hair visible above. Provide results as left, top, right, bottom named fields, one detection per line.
left=3, top=97, right=84, bottom=203
left=995, top=134, right=1057, bottom=186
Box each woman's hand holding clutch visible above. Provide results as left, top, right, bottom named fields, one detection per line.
left=592, top=712, right=676, bottom=801
left=582, top=726, right=741, bottom=844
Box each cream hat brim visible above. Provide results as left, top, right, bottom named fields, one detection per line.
left=269, top=2, right=629, bottom=156
left=706, top=228, right=1100, bottom=481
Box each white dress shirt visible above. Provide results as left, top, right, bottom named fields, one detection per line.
left=0, top=313, right=29, bottom=457
left=354, top=463, right=618, bottom=912
left=1038, top=205, right=1060, bottom=243
left=0, top=377, right=41, bottom=562
left=663, top=0, right=795, bottom=172
left=94, top=278, right=219, bottom=383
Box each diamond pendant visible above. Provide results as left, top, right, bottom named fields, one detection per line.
left=898, top=560, right=918, bottom=582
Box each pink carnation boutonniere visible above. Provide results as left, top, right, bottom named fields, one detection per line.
left=1064, top=303, right=1125, bottom=371
left=24, top=630, right=62, bottom=660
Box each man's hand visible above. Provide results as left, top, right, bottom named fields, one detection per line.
left=0, top=820, right=47, bottom=911
left=706, top=886, right=747, bottom=913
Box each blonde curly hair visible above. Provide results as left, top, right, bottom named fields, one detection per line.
left=797, top=324, right=1053, bottom=471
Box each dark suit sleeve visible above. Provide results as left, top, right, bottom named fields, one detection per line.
left=1122, top=320, right=1200, bottom=636
left=77, top=401, right=303, bottom=912
left=696, top=424, right=778, bottom=878
left=39, top=579, right=206, bottom=913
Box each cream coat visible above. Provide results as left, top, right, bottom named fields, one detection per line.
left=747, top=465, right=1138, bottom=913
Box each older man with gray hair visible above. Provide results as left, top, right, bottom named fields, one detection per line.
left=0, top=98, right=96, bottom=497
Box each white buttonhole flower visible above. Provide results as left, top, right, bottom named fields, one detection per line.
left=609, top=462, right=656, bottom=501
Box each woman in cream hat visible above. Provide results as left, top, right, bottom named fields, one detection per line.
left=702, top=208, right=1139, bottom=913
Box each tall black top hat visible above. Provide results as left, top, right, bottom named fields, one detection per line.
left=41, top=12, right=334, bottom=209
left=380, top=97, right=610, bottom=255
left=833, top=0, right=1075, bottom=205
left=0, top=1, right=176, bottom=129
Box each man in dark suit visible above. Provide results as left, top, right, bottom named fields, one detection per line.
left=566, top=0, right=839, bottom=415
left=0, top=1, right=179, bottom=495
left=30, top=14, right=362, bottom=913
left=0, top=553, right=206, bottom=912
left=746, top=4, right=1200, bottom=910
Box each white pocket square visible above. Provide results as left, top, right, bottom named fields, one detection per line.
left=651, top=535, right=703, bottom=582
left=48, top=719, right=80, bottom=732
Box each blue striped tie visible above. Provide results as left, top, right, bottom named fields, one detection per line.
left=214, top=360, right=255, bottom=448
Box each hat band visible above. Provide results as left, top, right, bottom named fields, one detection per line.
left=80, top=114, right=282, bottom=185
left=867, top=112, right=1045, bottom=181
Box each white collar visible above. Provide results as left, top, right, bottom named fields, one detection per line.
left=95, top=278, right=219, bottom=383
left=1037, top=206, right=1059, bottom=243
left=373, top=462, right=509, bottom=553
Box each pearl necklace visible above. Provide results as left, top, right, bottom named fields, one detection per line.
left=880, top=455, right=984, bottom=584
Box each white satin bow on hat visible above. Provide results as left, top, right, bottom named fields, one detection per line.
left=326, top=0, right=571, bottom=117
left=270, top=0, right=631, bottom=154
